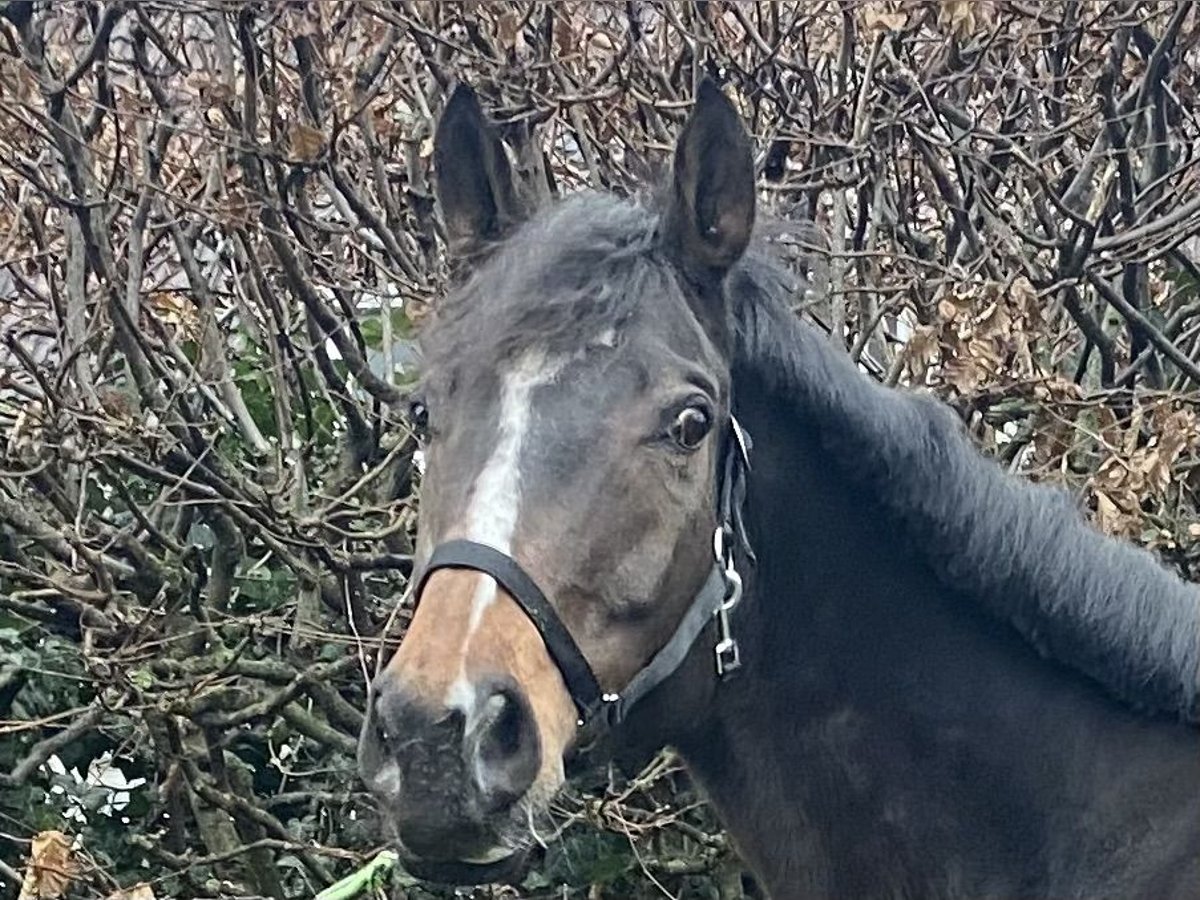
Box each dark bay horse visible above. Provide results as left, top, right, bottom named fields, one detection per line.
left=357, top=80, right=1200, bottom=898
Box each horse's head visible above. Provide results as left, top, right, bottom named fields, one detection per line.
left=357, top=80, right=757, bottom=884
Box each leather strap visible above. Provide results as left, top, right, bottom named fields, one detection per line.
left=599, top=563, right=727, bottom=727
left=416, top=539, right=604, bottom=718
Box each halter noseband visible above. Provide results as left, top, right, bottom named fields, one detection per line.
left=411, top=417, right=754, bottom=736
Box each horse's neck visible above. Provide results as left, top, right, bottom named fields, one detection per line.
left=674, top=382, right=1200, bottom=899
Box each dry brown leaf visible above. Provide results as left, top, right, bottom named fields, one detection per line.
left=1092, top=483, right=1142, bottom=537
left=221, top=186, right=257, bottom=230
left=943, top=355, right=983, bottom=394
left=975, top=300, right=1011, bottom=341
left=148, top=291, right=199, bottom=336
left=937, top=298, right=959, bottom=322
left=18, top=831, right=76, bottom=900
left=588, top=30, right=615, bottom=53
left=904, top=325, right=940, bottom=378
left=1093, top=491, right=1123, bottom=535
left=1045, top=377, right=1084, bottom=402
left=1096, top=455, right=1132, bottom=493
left=941, top=0, right=980, bottom=39
left=184, top=72, right=235, bottom=108
left=206, top=81, right=236, bottom=106
left=371, top=104, right=394, bottom=139
left=861, top=1, right=908, bottom=34
left=494, top=10, right=525, bottom=52
left=279, top=1, right=325, bottom=38
left=97, top=386, right=139, bottom=422
left=554, top=2, right=577, bottom=56
left=1010, top=330, right=1035, bottom=378
left=5, top=399, right=47, bottom=459
left=1130, top=446, right=1168, bottom=496
left=406, top=297, right=435, bottom=328
left=290, top=123, right=326, bottom=162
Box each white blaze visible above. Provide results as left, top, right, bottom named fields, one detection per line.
left=446, top=351, right=556, bottom=710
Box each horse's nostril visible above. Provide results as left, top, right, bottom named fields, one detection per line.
left=468, top=684, right=541, bottom=810
left=478, top=691, right=522, bottom=760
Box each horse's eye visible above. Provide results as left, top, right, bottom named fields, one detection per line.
left=409, top=400, right=430, bottom=437
left=672, top=406, right=712, bottom=451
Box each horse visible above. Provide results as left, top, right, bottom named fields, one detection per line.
left=356, top=79, right=1200, bottom=898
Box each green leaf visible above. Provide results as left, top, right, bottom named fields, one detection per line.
left=314, top=849, right=398, bottom=900
left=358, top=308, right=413, bottom=350
left=235, top=567, right=297, bottom=612
left=318, top=643, right=343, bottom=663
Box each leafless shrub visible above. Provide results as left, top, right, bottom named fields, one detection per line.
left=1, top=2, right=1197, bottom=898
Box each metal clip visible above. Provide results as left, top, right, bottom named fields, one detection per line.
left=714, top=606, right=741, bottom=676
left=719, top=566, right=743, bottom=612
left=713, top=525, right=730, bottom=568
left=713, top=564, right=743, bottom=677
left=712, top=511, right=745, bottom=679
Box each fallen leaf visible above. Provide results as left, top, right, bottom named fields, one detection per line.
left=943, top=354, right=983, bottom=394
left=290, top=123, right=326, bottom=162
left=937, top=298, right=959, bottom=322
left=862, top=1, right=908, bottom=34
left=975, top=299, right=1011, bottom=340
left=495, top=9, right=526, bottom=52
left=941, top=0, right=974, bottom=38
left=588, top=30, right=615, bottom=53
left=1095, top=455, right=1131, bottom=493
left=904, top=325, right=940, bottom=378
left=372, top=104, right=395, bottom=139
left=18, top=831, right=76, bottom=900
left=554, top=2, right=577, bottom=55
left=1092, top=490, right=1131, bottom=536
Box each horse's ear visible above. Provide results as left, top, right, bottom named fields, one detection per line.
left=433, top=83, right=524, bottom=257
left=663, top=79, right=756, bottom=277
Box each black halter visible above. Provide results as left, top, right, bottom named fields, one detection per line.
left=412, top=418, right=754, bottom=735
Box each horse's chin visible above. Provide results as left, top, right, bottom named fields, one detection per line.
left=400, top=847, right=533, bottom=886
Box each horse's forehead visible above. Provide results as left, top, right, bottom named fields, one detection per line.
left=439, top=318, right=628, bottom=388
left=501, top=335, right=646, bottom=409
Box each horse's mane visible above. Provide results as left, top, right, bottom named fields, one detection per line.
left=729, top=249, right=1200, bottom=726
left=428, top=186, right=1200, bottom=725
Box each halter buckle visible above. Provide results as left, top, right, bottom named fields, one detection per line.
left=712, top=526, right=744, bottom=677
left=714, top=599, right=741, bottom=676
left=713, top=525, right=730, bottom=567
left=715, top=636, right=741, bottom=676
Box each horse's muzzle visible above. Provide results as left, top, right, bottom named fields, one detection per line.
left=357, top=670, right=542, bottom=875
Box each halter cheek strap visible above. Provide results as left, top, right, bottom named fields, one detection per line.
left=411, top=417, right=753, bottom=734
left=415, top=540, right=605, bottom=717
